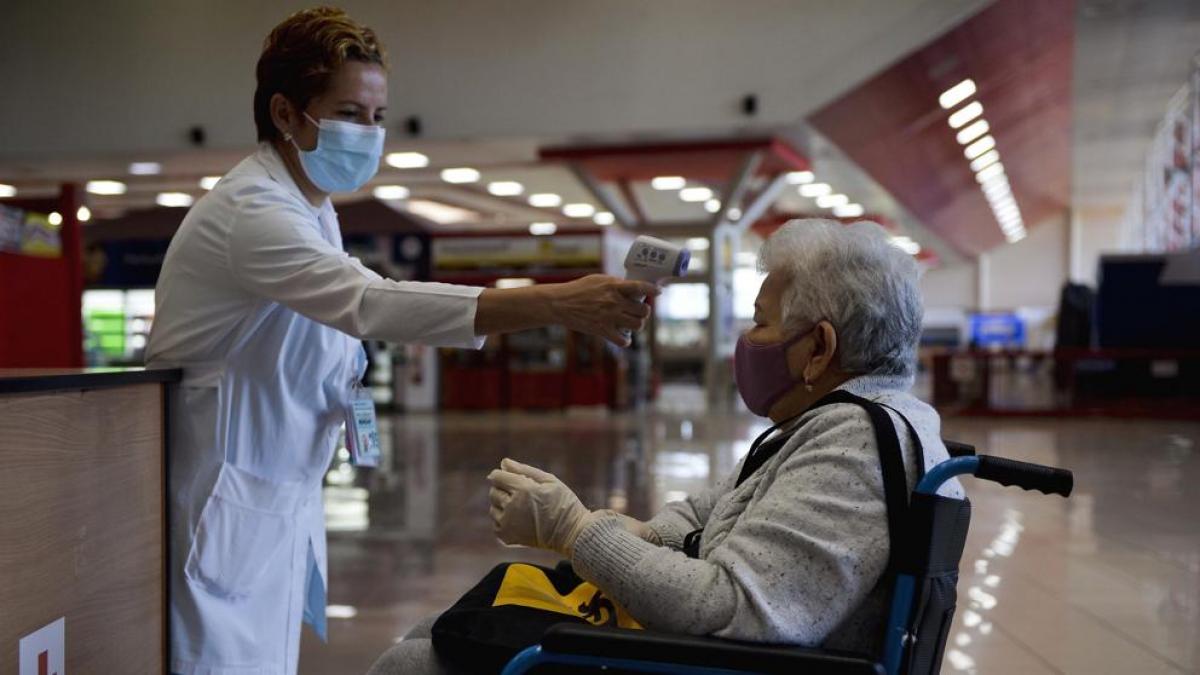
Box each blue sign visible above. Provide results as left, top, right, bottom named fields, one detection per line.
left=969, top=313, right=1025, bottom=348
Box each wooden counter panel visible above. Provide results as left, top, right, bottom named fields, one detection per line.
left=0, top=382, right=164, bottom=673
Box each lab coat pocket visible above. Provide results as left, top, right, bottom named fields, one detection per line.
left=184, top=462, right=305, bottom=600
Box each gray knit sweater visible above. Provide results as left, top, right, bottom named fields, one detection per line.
left=570, top=374, right=964, bottom=654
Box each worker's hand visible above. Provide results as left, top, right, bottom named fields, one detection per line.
left=488, top=458, right=596, bottom=557
left=547, top=275, right=658, bottom=347
left=593, top=509, right=663, bottom=545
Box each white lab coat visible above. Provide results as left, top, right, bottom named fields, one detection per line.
left=146, top=144, right=483, bottom=675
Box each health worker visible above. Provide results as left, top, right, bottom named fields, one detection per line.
left=145, top=8, right=656, bottom=674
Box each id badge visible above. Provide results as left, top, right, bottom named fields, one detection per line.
left=345, top=387, right=381, bottom=467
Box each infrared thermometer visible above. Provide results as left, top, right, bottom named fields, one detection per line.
left=621, top=236, right=690, bottom=341
left=623, top=235, right=691, bottom=289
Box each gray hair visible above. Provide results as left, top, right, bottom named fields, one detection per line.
left=758, top=219, right=923, bottom=378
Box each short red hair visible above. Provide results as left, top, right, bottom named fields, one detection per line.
left=253, top=6, right=386, bottom=142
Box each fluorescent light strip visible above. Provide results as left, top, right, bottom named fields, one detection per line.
left=964, top=136, right=996, bottom=160
left=948, top=101, right=984, bottom=129
left=975, top=163, right=1005, bottom=183
left=593, top=211, right=615, bottom=225
left=529, top=222, right=557, bottom=235
left=939, top=79, right=977, bottom=110
left=785, top=171, right=814, bottom=185
left=956, top=119, right=990, bottom=145
left=969, top=150, right=1001, bottom=173
left=833, top=203, right=864, bottom=218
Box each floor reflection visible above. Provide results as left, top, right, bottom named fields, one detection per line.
left=300, top=386, right=1200, bottom=674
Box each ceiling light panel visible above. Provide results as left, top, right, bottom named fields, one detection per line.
left=948, top=101, right=984, bottom=129
left=956, top=119, right=990, bottom=145
left=939, top=79, right=977, bottom=109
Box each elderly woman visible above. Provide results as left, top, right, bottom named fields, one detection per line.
left=370, top=220, right=963, bottom=674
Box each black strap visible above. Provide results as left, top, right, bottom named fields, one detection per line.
left=815, top=390, right=913, bottom=571
left=683, top=390, right=921, bottom=565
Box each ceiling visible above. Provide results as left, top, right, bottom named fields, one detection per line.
left=808, top=0, right=1075, bottom=258
left=2, top=0, right=1196, bottom=265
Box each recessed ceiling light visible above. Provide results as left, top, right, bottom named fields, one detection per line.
left=651, top=176, right=686, bottom=190
left=76, top=206, right=91, bottom=222
left=833, top=203, right=865, bottom=218
left=487, top=181, right=524, bottom=197
left=785, top=171, right=815, bottom=185
left=129, top=162, right=161, bottom=176
left=48, top=211, right=63, bottom=226
left=969, top=150, right=1001, bottom=173
left=440, top=167, right=480, bottom=184
left=0, top=183, right=15, bottom=198
left=704, top=198, right=722, bottom=213
left=156, top=192, right=194, bottom=208
left=686, top=237, right=711, bottom=251
left=563, top=203, right=595, bottom=218
left=1006, top=230, right=1026, bottom=243
left=816, top=193, right=850, bottom=209
left=974, top=163, right=1005, bottom=183
left=529, top=222, right=557, bottom=235
left=799, top=182, right=832, bottom=198
left=948, top=101, right=984, bottom=129
left=87, top=180, right=126, bottom=195
left=727, top=207, right=743, bottom=221
left=939, top=79, right=977, bottom=110
left=956, top=119, right=990, bottom=145
left=386, top=152, right=429, bottom=169
left=199, top=176, right=221, bottom=190
left=593, top=211, right=615, bottom=225
left=528, top=193, right=562, bottom=208
left=373, top=185, right=410, bottom=200
left=964, top=136, right=996, bottom=160
left=680, top=187, right=713, bottom=202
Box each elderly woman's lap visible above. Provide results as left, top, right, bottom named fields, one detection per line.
left=366, top=613, right=469, bottom=675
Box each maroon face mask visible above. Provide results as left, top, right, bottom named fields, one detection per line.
left=733, top=330, right=810, bottom=416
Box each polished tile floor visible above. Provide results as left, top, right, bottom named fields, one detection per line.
left=300, top=385, right=1200, bottom=674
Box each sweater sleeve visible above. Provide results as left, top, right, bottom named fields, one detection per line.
left=644, top=456, right=743, bottom=549
left=571, top=407, right=891, bottom=645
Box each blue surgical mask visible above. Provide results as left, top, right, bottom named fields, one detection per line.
left=290, top=112, right=385, bottom=193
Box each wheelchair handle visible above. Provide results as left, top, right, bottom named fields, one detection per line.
left=917, top=455, right=1074, bottom=498
left=975, top=455, right=1073, bottom=497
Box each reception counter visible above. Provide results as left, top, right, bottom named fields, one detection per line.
left=0, top=367, right=180, bottom=674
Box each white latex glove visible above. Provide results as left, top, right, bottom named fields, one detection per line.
left=487, top=458, right=595, bottom=557
left=594, top=510, right=664, bottom=546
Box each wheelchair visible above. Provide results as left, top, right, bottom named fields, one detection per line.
left=500, top=444, right=1074, bottom=675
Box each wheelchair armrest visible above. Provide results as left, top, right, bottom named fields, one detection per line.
left=540, top=623, right=884, bottom=675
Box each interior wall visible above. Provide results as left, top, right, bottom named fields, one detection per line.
left=984, top=214, right=1069, bottom=310
left=920, top=261, right=977, bottom=309
left=921, top=213, right=1071, bottom=314
left=0, top=0, right=989, bottom=160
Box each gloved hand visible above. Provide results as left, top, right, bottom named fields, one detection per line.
left=593, top=510, right=663, bottom=546
left=487, top=458, right=596, bottom=557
